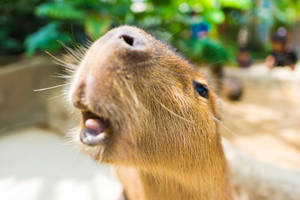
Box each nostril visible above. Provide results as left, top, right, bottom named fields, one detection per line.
left=120, top=34, right=134, bottom=46
left=72, top=83, right=87, bottom=110
left=72, top=96, right=87, bottom=110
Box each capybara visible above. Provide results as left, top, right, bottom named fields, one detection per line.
left=69, top=26, right=234, bottom=200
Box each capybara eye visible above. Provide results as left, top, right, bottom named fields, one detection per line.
left=193, top=81, right=209, bottom=99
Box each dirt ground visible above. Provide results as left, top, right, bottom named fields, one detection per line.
left=221, top=65, right=300, bottom=170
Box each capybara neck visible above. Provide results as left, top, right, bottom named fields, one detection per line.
left=69, top=25, right=233, bottom=200
left=116, top=132, right=232, bottom=200
left=139, top=145, right=232, bottom=200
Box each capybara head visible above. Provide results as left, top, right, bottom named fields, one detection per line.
left=69, top=26, right=220, bottom=172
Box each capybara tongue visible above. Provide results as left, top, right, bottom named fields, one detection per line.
left=80, top=118, right=109, bottom=146
left=85, top=118, right=105, bottom=134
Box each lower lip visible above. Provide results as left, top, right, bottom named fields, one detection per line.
left=80, top=128, right=108, bottom=146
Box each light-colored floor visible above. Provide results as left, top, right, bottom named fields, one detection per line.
left=222, top=65, right=300, bottom=170
left=223, top=100, right=300, bottom=170
left=0, top=127, right=122, bottom=200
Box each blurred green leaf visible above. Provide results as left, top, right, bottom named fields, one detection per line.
left=200, top=38, right=228, bottom=63
left=0, top=30, right=22, bottom=52
left=152, top=0, right=172, bottom=6
left=182, top=37, right=229, bottom=64
left=25, top=22, right=70, bottom=56
left=84, top=16, right=111, bottom=39
left=219, top=0, right=252, bottom=10
left=36, top=2, right=86, bottom=20
left=205, top=10, right=225, bottom=24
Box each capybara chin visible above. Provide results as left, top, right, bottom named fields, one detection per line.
left=69, top=25, right=233, bottom=200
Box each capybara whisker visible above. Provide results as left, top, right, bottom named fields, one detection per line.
left=51, top=73, right=72, bottom=79
left=59, top=41, right=85, bottom=63
left=34, top=83, right=71, bottom=92
left=45, top=51, right=77, bottom=72
left=211, top=115, right=237, bottom=137
left=152, top=96, right=194, bottom=123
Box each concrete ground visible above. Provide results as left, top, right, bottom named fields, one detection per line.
left=0, top=127, right=122, bottom=200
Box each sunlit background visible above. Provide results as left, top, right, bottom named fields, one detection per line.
left=1, top=0, right=300, bottom=200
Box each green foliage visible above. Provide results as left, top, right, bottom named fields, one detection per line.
left=3, top=0, right=300, bottom=66
left=179, top=37, right=229, bottom=65
left=249, top=0, right=300, bottom=27
left=205, top=10, right=225, bottom=24
left=36, top=2, right=86, bottom=20
left=0, top=0, right=47, bottom=54
left=0, top=29, right=23, bottom=53
left=24, top=0, right=248, bottom=64
left=198, top=39, right=229, bottom=64
left=271, top=0, right=300, bottom=24
left=25, top=22, right=70, bottom=57
left=85, top=16, right=111, bottom=39
left=219, top=0, right=252, bottom=10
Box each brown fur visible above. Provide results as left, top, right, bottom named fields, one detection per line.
left=68, top=26, right=234, bottom=200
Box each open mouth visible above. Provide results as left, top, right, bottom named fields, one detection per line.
left=80, top=111, right=110, bottom=146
